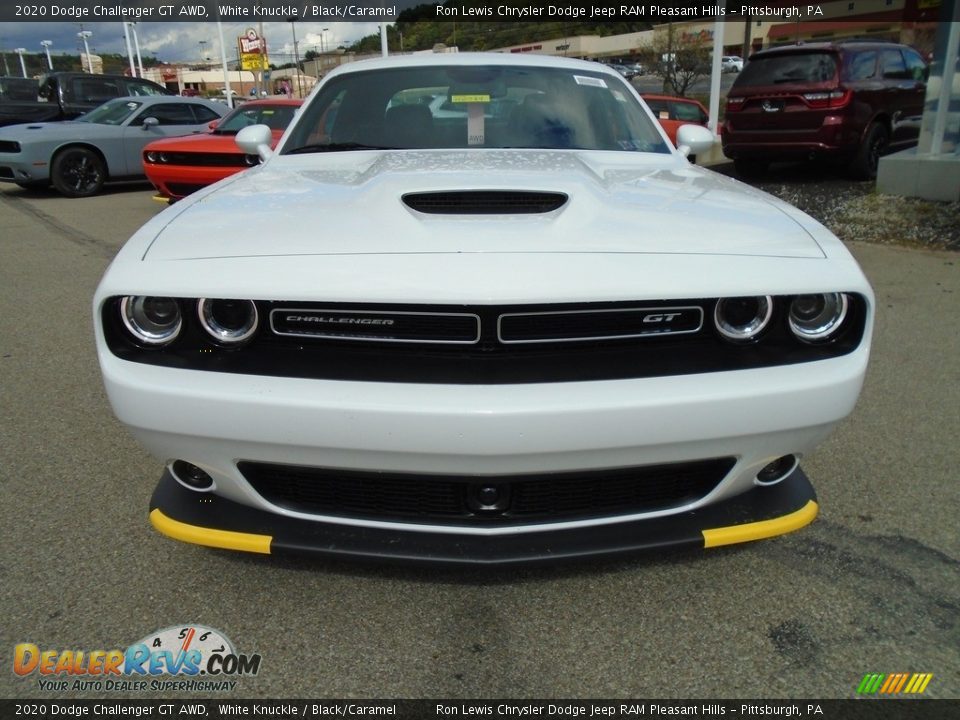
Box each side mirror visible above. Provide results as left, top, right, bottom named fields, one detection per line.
left=236, top=124, right=273, bottom=162
left=676, top=124, right=715, bottom=158
left=141, top=116, right=159, bottom=130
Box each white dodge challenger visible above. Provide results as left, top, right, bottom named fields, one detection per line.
left=93, top=54, right=873, bottom=564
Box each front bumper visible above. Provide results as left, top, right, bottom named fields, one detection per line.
left=144, top=164, right=239, bottom=199
left=150, top=466, right=818, bottom=564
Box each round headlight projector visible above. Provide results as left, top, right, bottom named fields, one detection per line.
left=714, top=295, right=773, bottom=342
left=198, top=298, right=259, bottom=344
left=120, top=296, right=182, bottom=346
left=789, top=293, right=848, bottom=342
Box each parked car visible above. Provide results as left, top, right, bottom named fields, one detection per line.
left=143, top=98, right=302, bottom=201
left=641, top=94, right=710, bottom=145
left=94, top=54, right=874, bottom=564
left=0, top=96, right=225, bottom=196
left=0, top=72, right=172, bottom=127
left=722, top=41, right=927, bottom=178
left=721, top=56, right=744, bottom=73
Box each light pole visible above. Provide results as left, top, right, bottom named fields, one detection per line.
left=14, top=48, right=27, bottom=78
left=77, top=30, right=93, bottom=73
left=40, top=40, right=53, bottom=70
left=199, top=40, right=208, bottom=66
left=321, top=27, right=329, bottom=54
left=130, top=23, right=144, bottom=77
left=287, top=18, right=303, bottom=98
left=122, top=22, right=136, bottom=77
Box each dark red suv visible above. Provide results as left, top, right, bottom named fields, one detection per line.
left=722, top=41, right=927, bottom=179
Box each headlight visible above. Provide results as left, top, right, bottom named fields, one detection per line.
left=145, top=151, right=158, bottom=163
left=243, top=154, right=260, bottom=167
left=120, top=296, right=182, bottom=346
left=714, top=296, right=773, bottom=342
left=198, top=299, right=259, bottom=344
left=788, top=293, right=848, bottom=342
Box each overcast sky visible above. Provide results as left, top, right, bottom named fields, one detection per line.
left=0, top=22, right=385, bottom=67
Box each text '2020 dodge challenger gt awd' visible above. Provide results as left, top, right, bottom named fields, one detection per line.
left=94, top=54, right=873, bottom=564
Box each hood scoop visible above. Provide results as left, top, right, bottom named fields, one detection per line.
left=402, top=190, right=568, bottom=215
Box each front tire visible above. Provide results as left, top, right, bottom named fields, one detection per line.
left=51, top=147, right=105, bottom=198
left=850, top=122, right=888, bottom=180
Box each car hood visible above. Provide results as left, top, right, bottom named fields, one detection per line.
left=0, top=120, right=124, bottom=140
left=144, top=150, right=826, bottom=260
left=144, top=131, right=236, bottom=152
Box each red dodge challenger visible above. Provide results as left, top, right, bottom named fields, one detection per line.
left=142, top=98, right=302, bottom=202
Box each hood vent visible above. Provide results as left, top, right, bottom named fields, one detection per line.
left=402, top=190, right=568, bottom=215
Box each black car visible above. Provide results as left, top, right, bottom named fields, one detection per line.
left=722, top=40, right=927, bottom=179
left=0, top=72, right=172, bottom=127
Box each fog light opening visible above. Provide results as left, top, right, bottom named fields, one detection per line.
left=755, top=455, right=798, bottom=486
left=170, top=460, right=215, bottom=492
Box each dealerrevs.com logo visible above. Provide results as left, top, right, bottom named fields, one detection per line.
left=13, top=625, right=261, bottom=692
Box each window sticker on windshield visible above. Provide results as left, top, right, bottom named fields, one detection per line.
left=467, top=103, right=485, bottom=145
left=574, top=75, right=607, bottom=88
left=452, top=94, right=490, bottom=103
left=611, top=90, right=627, bottom=102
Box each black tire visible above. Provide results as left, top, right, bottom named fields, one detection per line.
left=734, top=158, right=769, bottom=178
left=51, top=147, right=106, bottom=198
left=850, top=122, right=888, bottom=180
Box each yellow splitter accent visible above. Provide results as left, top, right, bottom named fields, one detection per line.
left=702, top=500, right=818, bottom=548
left=150, top=509, right=272, bottom=554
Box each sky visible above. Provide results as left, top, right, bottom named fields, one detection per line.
left=0, top=22, right=385, bottom=67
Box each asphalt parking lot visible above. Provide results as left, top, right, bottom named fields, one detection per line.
left=0, top=176, right=957, bottom=701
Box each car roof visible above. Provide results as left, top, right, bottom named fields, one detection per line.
left=325, top=52, right=625, bottom=80
left=751, top=40, right=912, bottom=59
left=641, top=93, right=702, bottom=104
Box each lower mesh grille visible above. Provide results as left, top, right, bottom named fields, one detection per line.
left=238, top=458, right=735, bottom=526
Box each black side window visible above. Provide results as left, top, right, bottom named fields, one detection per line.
left=126, top=81, right=166, bottom=97
left=902, top=48, right=927, bottom=82
left=73, top=78, right=121, bottom=103
left=848, top=51, right=877, bottom=81
left=137, top=103, right=198, bottom=126
left=191, top=105, right=222, bottom=123
left=880, top=49, right=909, bottom=80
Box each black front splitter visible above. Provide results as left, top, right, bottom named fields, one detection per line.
left=149, top=468, right=817, bottom=565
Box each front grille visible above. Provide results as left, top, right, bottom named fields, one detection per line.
left=270, top=308, right=480, bottom=344
left=499, top=306, right=703, bottom=343
left=238, top=458, right=735, bottom=525
left=403, top=190, right=568, bottom=214
left=166, top=183, right=207, bottom=197
left=150, top=152, right=252, bottom=167
left=103, top=296, right=869, bottom=384
left=0, top=140, right=20, bottom=153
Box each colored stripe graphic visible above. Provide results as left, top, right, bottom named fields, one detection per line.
left=856, top=673, right=933, bottom=695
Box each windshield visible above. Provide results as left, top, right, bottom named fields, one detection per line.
left=215, top=103, right=299, bottom=134
left=284, top=64, right=669, bottom=154
left=77, top=98, right=143, bottom=125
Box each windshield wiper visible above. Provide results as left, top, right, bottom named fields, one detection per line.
left=286, top=142, right=396, bottom=154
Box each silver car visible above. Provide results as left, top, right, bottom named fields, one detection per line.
left=0, top=95, right=226, bottom=197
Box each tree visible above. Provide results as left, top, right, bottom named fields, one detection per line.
left=643, top=23, right=711, bottom=97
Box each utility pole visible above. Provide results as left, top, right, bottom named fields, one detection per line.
left=41, top=40, right=53, bottom=70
